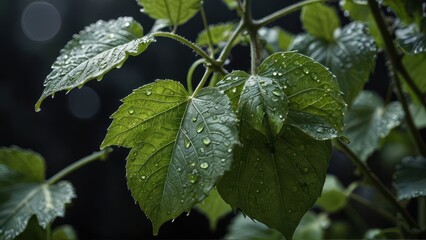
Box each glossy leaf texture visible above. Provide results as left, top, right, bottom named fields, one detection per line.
left=218, top=51, right=346, bottom=140
left=218, top=122, right=332, bottom=239
left=340, top=0, right=383, bottom=47
left=137, top=0, right=201, bottom=26
left=196, top=23, right=241, bottom=49
left=0, top=147, right=75, bottom=240
left=343, top=91, right=404, bottom=161
left=402, top=53, right=426, bottom=105
left=394, top=156, right=426, bottom=200
left=195, top=188, right=232, bottom=230
left=101, top=80, right=239, bottom=234
left=35, top=17, right=154, bottom=111
left=259, top=27, right=294, bottom=52
left=291, top=22, right=377, bottom=106
left=301, top=3, right=340, bottom=42
left=396, top=23, right=426, bottom=54
left=315, top=175, right=348, bottom=213
left=224, top=212, right=329, bottom=240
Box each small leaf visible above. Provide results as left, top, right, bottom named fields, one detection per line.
left=137, top=0, right=202, bottom=26
left=36, top=17, right=154, bottom=111
left=259, top=27, right=294, bottom=52
left=101, top=80, right=239, bottom=234
left=195, top=188, right=232, bottom=230
left=301, top=3, right=340, bottom=42
left=224, top=212, right=329, bottom=240
left=343, top=91, right=404, bottom=161
left=218, top=123, right=331, bottom=239
left=218, top=52, right=345, bottom=140
left=396, top=23, right=426, bottom=54
left=315, top=175, right=348, bottom=213
left=340, top=0, right=383, bottom=47
left=196, top=23, right=240, bottom=48
left=394, top=156, right=426, bottom=200
left=292, top=22, right=377, bottom=105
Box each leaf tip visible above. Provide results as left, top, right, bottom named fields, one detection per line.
left=34, top=97, right=45, bottom=112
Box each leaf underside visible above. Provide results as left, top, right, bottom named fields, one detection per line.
left=291, top=22, right=377, bottom=106
left=101, top=80, right=239, bottom=234
left=36, top=17, right=154, bottom=111
left=394, top=156, right=426, bottom=200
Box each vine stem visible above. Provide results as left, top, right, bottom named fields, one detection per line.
left=337, top=140, right=419, bottom=230
left=192, top=68, right=213, bottom=96
left=187, top=59, right=206, bottom=94
left=253, top=0, right=333, bottom=29
left=46, top=148, right=112, bottom=185
left=200, top=6, right=215, bottom=57
left=367, top=0, right=426, bottom=157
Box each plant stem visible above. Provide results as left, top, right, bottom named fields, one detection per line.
left=46, top=148, right=112, bottom=185
left=151, top=32, right=221, bottom=71
left=349, top=193, right=397, bottom=225
left=367, top=0, right=426, bottom=157
left=337, top=140, right=419, bottom=229
left=200, top=6, right=215, bottom=57
left=187, top=59, right=205, bottom=94
left=253, top=0, right=332, bottom=29
left=217, top=20, right=245, bottom=64
left=193, top=68, right=213, bottom=96
left=46, top=223, right=51, bottom=240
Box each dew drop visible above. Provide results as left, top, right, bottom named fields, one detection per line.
left=200, top=162, right=209, bottom=169
left=303, top=67, right=310, bottom=74
left=141, top=175, right=146, bottom=180
left=227, top=148, right=232, bottom=153
left=199, top=148, right=205, bottom=154
left=232, top=88, right=237, bottom=93
left=196, top=123, right=205, bottom=133
left=316, top=127, right=324, bottom=133
left=202, top=137, right=211, bottom=146
left=192, top=117, right=197, bottom=122
left=184, top=138, right=191, bottom=148
left=220, top=158, right=226, bottom=163
left=273, top=72, right=278, bottom=76
left=128, top=108, right=135, bottom=115
left=145, top=90, right=152, bottom=96
left=187, top=174, right=198, bottom=184
left=272, top=90, right=281, bottom=97
left=108, top=33, right=115, bottom=38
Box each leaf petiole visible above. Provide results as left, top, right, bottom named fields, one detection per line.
left=187, top=59, right=206, bottom=94
left=46, top=148, right=112, bottom=185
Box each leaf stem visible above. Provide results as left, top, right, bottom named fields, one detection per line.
left=217, top=20, right=245, bottom=64
left=46, top=223, right=52, bottom=240
left=367, top=0, right=426, bottom=157
left=193, top=68, right=213, bottom=96
left=200, top=6, right=215, bottom=57
left=151, top=32, right=221, bottom=71
left=187, top=59, right=206, bottom=94
left=349, top=193, right=397, bottom=225
left=253, top=0, right=332, bottom=29
left=337, top=140, right=419, bottom=230
left=46, top=148, right=112, bottom=185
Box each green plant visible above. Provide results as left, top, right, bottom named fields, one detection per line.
left=2, top=0, right=426, bottom=239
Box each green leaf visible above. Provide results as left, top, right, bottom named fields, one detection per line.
left=195, top=188, right=232, bottom=230
left=196, top=23, right=240, bottom=48
left=0, top=147, right=76, bottom=240
left=222, top=0, right=238, bottom=10
left=218, top=51, right=345, bottom=140
left=218, top=123, right=332, bottom=239
left=225, top=212, right=329, bottom=240
left=340, top=0, right=383, bottom=47
left=101, top=80, right=239, bottom=234
left=396, top=23, right=426, bottom=54
left=343, top=91, right=404, bottom=161
left=15, top=217, right=46, bottom=240
left=52, top=225, right=78, bottom=240
left=137, top=0, right=202, bottom=26
left=383, top=0, right=423, bottom=25
left=301, top=3, right=340, bottom=42
left=291, top=22, right=377, bottom=105
left=35, top=17, right=154, bottom=111
left=411, top=104, right=426, bottom=129
left=315, top=175, right=348, bottom=213
left=259, top=27, right=294, bottom=52
left=402, top=53, right=426, bottom=105
left=394, top=156, right=426, bottom=200
left=364, top=228, right=404, bottom=240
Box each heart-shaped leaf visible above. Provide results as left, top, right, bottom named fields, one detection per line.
left=36, top=17, right=154, bottom=111
left=101, top=80, right=239, bottom=234
left=394, top=156, right=426, bottom=200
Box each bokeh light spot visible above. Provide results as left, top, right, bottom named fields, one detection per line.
left=68, top=87, right=101, bottom=119
left=21, top=2, right=61, bottom=42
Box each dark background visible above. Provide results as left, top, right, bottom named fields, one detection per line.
left=0, top=0, right=402, bottom=239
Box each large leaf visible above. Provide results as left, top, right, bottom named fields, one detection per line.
left=101, top=80, right=239, bottom=234
left=137, top=0, right=201, bottom=26
left=196, top=23, right=240, bottom=49
left=195, top=188, right=232, bottom=230
left=343, top=91, right=404, bottom=161
left=291, top=22, right=377, bottom=105
left=218, top=122, right=331, bottom=239
left=340, top=0, right=383, bottom=47
left=224, top=211, right=329, bottom=240
left=396, top=23, right=426, bottom=54
left=218, top=51, right=346, bottom=140
left=394, top=156, right=426, bottom=200
left=259, top=27, right=294, bottom=52
left=35, top=17, right=154, bottom=111
left=0, top=147, right=75, bottom=240
left=301, top=3, right=340, bottom=42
